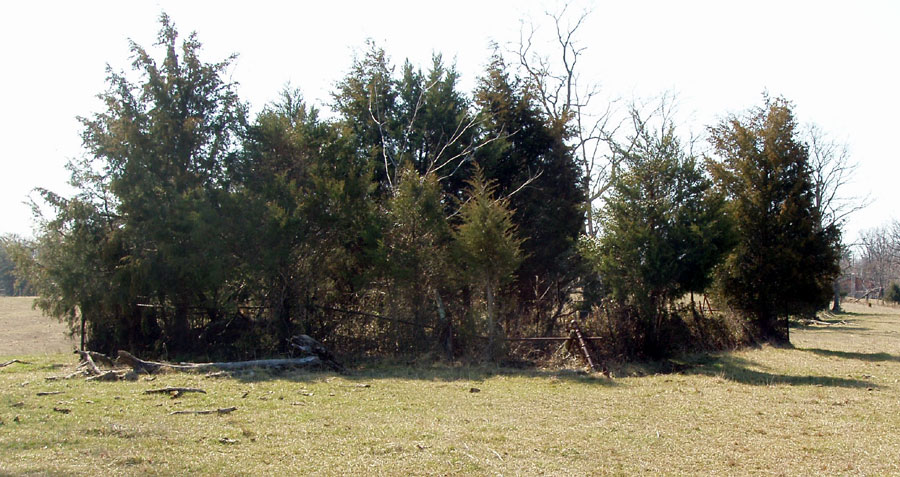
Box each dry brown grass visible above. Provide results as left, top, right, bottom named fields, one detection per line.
left=1, top=298, right=898, bottom=475
left=0, top=296, right=74, bottom=356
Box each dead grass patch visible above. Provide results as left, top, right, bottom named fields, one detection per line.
left=1, top=300, right=898, bottom=475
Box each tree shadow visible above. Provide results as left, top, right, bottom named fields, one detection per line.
left=798, top=347, right=900, bottom=363
left=226, top=361, right=618, bottom=387
left=677, top=355, right=876, bottom=388
left=825, top=310, right=866, bottom=317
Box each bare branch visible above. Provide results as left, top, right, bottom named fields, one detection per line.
left=804, top=123, right=871, bottom=230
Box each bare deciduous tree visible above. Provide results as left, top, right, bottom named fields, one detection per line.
left=858, top=227, right=895, bottom=300
left=803, top=124, right=868, bottom=311
left=804, top=124, right=869, bottom=230
left=514, top=5, right=624, bottom=236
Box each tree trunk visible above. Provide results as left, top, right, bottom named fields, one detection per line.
left=80, top=312, right=86, bottom=351
left=832, top=279, right=841, bottom=313
left=434, top=290, right=453, bottom=359
left=485, top=282, right=496, bottom=360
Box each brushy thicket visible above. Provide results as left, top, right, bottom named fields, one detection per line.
left=11, top=17, right=840, bottom=363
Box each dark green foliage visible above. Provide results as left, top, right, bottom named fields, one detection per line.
left=332, top=41, right=399, bottom=193
left=23, top=15, right=247, bottom=355
left=377, top=166, right=453, bottom=353
left=886, top=283, right=900, bottom=304
left=23, top=15, right=812, bottom=362
left=708, top=96, right=841, bottom=343
left=585, top=118, right=731, bottom=356
left=332, top=44, right=476, bottom=200
left=473, top=51, right=585, bottom=336
left=453, top=168, right=524, bottom=358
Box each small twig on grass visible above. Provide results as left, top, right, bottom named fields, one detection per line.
left=145, top=387, right=207, bottom=399
left=489, top=447, right=504, bottom=461
left=170, top=407, right=237, bottom=416
left=36, top=391, right=63, bottom=396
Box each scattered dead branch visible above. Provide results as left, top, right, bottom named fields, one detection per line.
left=289, top=334, right=343, bottom=372
left=170, top=407, right=237, bottom=416
left=75, top=350, right=116, bottom=368
left=51, top=335, right=339, bottom=383
left=86, top=370, right=136, bottom=382
left=36, top=391, right=63, bottom=396
left=0, top=359, right=29, bottom=368
left=75, top=350, right=102, bottom=375
left=802, top=318, right=849, bottom=326
left=46, top=370, right=89, bottom=381
left=145, top=387, right=207, bottom=399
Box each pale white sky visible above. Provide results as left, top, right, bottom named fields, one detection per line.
left=2, top=0, right=898, bottom=243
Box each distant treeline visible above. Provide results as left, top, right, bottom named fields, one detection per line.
left=10, top=15, right=840, bottom=361
left=1, top=236, right=34, bottom=296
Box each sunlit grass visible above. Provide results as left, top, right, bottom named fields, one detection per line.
left=1, top=300, right=899, bottom=475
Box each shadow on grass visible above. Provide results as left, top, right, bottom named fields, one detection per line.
left=227, top=361, right=618, bottom=387
left=798, top=347, right=900, bottom=363
left=677, top=355, right=875, bottom=388
left=825, top=309, right=866, bottom=317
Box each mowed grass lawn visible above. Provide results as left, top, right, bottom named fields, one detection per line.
left=1, top=298, right=899, bottom=476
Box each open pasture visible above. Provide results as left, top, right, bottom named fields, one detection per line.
left=1, top=298, right=898, bottom=475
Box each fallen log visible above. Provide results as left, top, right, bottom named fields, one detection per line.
left=118, top=350, right=322, bottom=375
left=170, top=406, right=237, bottom=416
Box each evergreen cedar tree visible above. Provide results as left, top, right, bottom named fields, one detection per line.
left=17, top=17, right=841, bottom=359
left=708, top=96, right=841, bottom=343
left=19, top=17, right=581, bottom=357
left=589, top=119, right=731, bottom=355
left=474, top=51, right=585, bottom=336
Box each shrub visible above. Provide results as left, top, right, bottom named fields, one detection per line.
left=886, top=283, right=900, bottom=303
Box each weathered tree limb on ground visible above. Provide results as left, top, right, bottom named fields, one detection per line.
left=86, top=370, right=125, bottom=382
left=170, top=406, right=237, bottom=416
left=0, top=359, right=29, bottom=367
left=46, top=370, right=89, bottom=381
left=75, top=350, right=102, bottom=375
left=290, top=334, right=344, bottom=372
left=74, top=350, right=116, bottom=368
left=802, top=318, right=849, bottom=326
left=117, top=350, right=322, bottom=375
left=145, top=387, right=206, bottom=398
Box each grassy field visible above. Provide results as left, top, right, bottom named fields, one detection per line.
left=1, top=298, right=898, bottom=475
left=0, top=297, right=74, bottom=356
